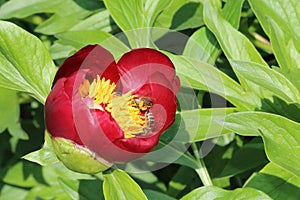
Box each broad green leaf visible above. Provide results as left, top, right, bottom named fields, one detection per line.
left=224, top=112, right=300, bottom=177
left=168, top=54, right=260, bottom=109
left=0, top=21, right=56, bottom=104
left=203, top=0, right=266, bottom=65
left=274, top=68, right=300, bottom=91
left=267, top=18, right=300, bottom=69
left=183, top=0, right=244, bottom=64
left=154, top=0, right=186, bottom=28
left=259, top=97, right=300, bottom=123
left=230, top=60, right=300, bottom=103
left=142, top=140, right=198, bottom=169
left=103, top=169, right=147, bottom=200
left=0, top=0, right=64, bottom=19
left=58, top=178, right=104, bottom=200
left=177, top=108, right=236, bottom=142
left=167, top=166, right=197, bottom=198
left=103, top=0, right=147, bottom=48
left=70, top=10, right=118, bottom=33
left=0, top=88, right=28, bottom=151
left=183, top=28, right=219, bottom=64
left=2, top=161, right=42, bottom=187
left=144, top=0, right=175, bottom=27
left=104, top=0, right=180, bottom=48
left=244, top=163, right=300, bottom=199
left=103, top=0, right=145, bottom=31
left=23, top=132, right=59, bottom=166
left=35, top=9, right=92, bottom=35
left=170, top=2, right=204, bottom=31
left=0, top=88, right=19, bottom=132
left=181, top=186, right=271, bottom=200
left=219, top=138, right=268, bottom=177
left=144, top=189, right=176, bottom=200
left=248, top=0, right=300, bottom=41
left=26, top=185, right=71, bottom=200
left=203, top=0, right=271, bottom=99
left=54, top=30, right=130, bottom=58
left=0, top=185, right=28, bottom=200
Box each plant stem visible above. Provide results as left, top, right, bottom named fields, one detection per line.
left=191, top=143, right=213, bottom=186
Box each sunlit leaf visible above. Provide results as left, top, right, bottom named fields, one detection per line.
left=0, top=21, right=56, bottom=104
left=103, top=169, right=147, bottom=200
left=244, top=163, right=300, bottom=199
left=181, top=186, right=271, bottom=200
left=230, top=60, right=300, bottom=103
left=224, top=112, right=300, bottom=177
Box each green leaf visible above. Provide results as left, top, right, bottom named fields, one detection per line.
left=23, top=132, right=59, bottom=166
left=224, top=112, right=300, bottom=177
left=183, top=0, right=244, bottom=64
left=168, top=54, right=260, bottom=110
left=35, top=9, right=91, bottom=35
left=58, top=178, right=104, bottom=200
left=144, top=189, right=176, bottom=200
left=53, top=30, right=130, bottom=58
left=103, top=0, right=147, bottom=48
left=175, top=108, right=236, bottom=142
left=203, top=0, right=272, bottom=99
left=0, top=88, right=19, bottom=132
left=230, top=60, right=300, bottom=103
left=0, top=21, right=56, bottom=104
left=203, top=0, right=266, bottom=66
left=267, top=18, right=300, bottom=70
left=167, top=166, right=197, bottom=198
left=244, top=163, right=300, bottom=199
left=170, top=2, right=204, bottom=31
left=103, top=0, right=179, bottom=48
left=181, top=186, right=271, bottom=200
left=70, top=9, right=117, bottom=33
left=0, top=0, right=64, bottom=19
left=142, top=140, right=199, bottom=169
left=2, top=161, right=43, bottom=187
left=153, top=0, right=186, bottom=28
left=26, top=185, right=71, bottom=200
left=103, top=169, right=147, bottom=200
left=0, top=185, right=28, bottom=200
left=219, top=138, right=268, bottom=177
left=248, top=0, right=300, bottom=42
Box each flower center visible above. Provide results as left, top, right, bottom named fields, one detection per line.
left=78, top=76, right=153, bottom=138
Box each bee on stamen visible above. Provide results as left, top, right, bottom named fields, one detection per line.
left=136, top=110, right=155, bottom=136
left=134, top=97, right=153, bottom=111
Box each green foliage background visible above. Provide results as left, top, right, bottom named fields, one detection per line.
left=0, top=0, right=299, bottom=199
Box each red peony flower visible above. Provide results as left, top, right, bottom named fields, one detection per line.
left=45, top=45, right=180, bottom=173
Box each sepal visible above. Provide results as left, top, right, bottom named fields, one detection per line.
left=52, top=137, right=112, bottom=174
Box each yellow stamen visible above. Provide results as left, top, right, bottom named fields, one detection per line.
left=109, top=91, right=146, bottom=138
left=89, top=76, right=116, bottom=105
left=79, top=76, right=150, bottom=139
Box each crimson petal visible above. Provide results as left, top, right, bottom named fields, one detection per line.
left=45, top=78, right=83, bottom=145
left=117, top=48, right=179, bottom=93
left=53, top=45, right=119, bottom=85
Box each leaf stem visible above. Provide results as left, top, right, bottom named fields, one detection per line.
left=191, top=143, right=213, bottom=186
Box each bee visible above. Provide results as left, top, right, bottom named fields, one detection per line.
left=136, top=110, right=155, bottom=136
left=134, top=97, right=153, bottom=111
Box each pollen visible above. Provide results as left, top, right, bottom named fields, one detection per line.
left=79, top=76, right=150, bottom=139
left=109, top=91, right=147, bottom=138
left=89, top=76, right=116, bottom=105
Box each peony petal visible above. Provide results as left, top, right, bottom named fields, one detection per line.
left=117, top=48, right=178, bottom=93
left=135, top=72, right=177, bottom=132
left=53, top=45, right=118, bottom=85
left=72, top=92, right=160, bottom=162
left=45, top=78, right=83, bottom=145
